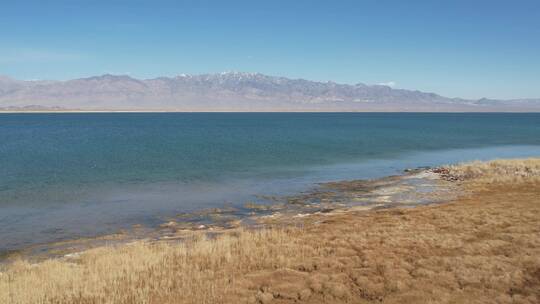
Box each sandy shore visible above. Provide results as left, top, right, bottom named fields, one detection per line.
left=1, top=158, right=539, bottom=303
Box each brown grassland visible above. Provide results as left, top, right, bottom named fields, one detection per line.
left=1, top=158, right=539, bottom=304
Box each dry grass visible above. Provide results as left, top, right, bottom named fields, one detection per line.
left=0, top=229, right=312, bottom=304
left=1, top=158, right=540, bottom=304
left=443, top=158, right=540, bottom=183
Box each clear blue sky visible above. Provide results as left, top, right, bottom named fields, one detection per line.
left=1, top=0, right=539, bottom=99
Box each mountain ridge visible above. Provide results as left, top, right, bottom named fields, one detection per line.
left=1, top=72, right=539, bottom=112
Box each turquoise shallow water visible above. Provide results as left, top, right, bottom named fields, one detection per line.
left=1, top=113, right=540, bottom=252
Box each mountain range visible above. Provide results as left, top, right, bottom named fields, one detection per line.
left=1, top=72, right=539, bottom=112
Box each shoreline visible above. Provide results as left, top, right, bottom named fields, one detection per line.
left=6, top=144, right=540, bottom=259
left=1, top=158, right=539, bottom=303
left=1, top=167, right=457, bottom=263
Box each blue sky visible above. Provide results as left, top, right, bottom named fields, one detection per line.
left=1, top=0, right=539, bottom=99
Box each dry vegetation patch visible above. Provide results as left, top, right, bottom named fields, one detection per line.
left=1, top=158, right=539, bottom=303
left=440, top=158, right=540, bottom=183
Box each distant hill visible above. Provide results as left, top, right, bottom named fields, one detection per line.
left=1, top=72, right=539, bottom=112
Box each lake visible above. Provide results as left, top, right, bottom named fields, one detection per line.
left=1, top=112, right=539, bottom=252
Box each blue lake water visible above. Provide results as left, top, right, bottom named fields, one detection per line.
left=1, top=113, right=540, bottom=252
